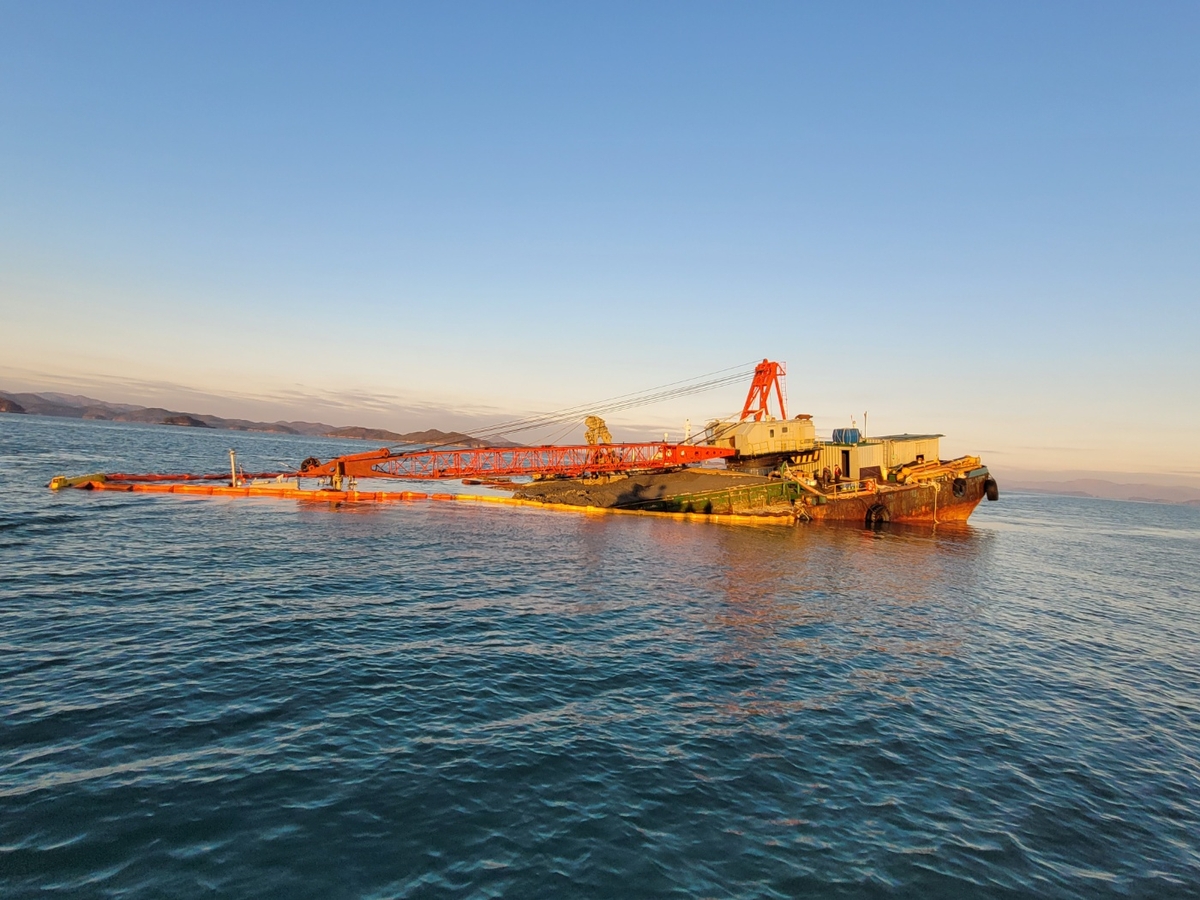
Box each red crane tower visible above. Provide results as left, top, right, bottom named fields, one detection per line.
left=739, top=359, right=787, bottom=421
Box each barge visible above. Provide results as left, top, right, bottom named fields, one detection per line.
left=48, top=358, right=997, bottom=527
left=516, top=360, right=997, bottom=525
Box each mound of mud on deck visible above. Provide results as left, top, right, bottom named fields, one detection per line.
left=513, top=469, right=774, bottom=509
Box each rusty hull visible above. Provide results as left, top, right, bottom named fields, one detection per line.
left=805, top=470, right=990, bottom=524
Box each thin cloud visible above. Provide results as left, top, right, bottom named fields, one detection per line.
left=0, top=364, right=690, bottom=438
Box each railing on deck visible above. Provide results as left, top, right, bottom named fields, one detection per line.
left=826, top=479, right=877, bottom=496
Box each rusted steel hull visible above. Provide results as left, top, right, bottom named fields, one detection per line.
left=599, top=463, right=994, bottom=526
left=805, top=469, right=991, bottom=524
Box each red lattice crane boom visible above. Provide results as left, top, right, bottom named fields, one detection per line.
left=297, top=442, right=733, bottom=482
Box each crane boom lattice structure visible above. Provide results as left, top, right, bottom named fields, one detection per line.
left=299, top=442, right=733, bottom=482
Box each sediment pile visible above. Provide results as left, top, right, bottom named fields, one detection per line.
left=513, top=469, right=773, bottom=508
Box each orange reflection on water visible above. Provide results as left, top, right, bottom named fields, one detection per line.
left=686, top=521, right=994, bottom=720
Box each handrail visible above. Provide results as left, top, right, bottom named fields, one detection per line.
left=827, top=479, right=876, bottom=495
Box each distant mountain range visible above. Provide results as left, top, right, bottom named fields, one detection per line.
left=1005, top=478, right=1200, bottom=507
left=0, top=390, right=513, bottom=448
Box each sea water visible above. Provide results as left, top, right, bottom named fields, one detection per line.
left=1, top=415, right=1198, bottom=898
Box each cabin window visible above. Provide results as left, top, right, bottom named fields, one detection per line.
left=782, top=427, right=788, bottom=433
left=769, top=429, right=775, bottom=438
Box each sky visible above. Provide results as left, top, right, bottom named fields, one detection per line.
left=1, top=2, right=1197, bottom=480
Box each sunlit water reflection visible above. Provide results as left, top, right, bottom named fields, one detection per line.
left=2, top=416, right=1198, bottom=897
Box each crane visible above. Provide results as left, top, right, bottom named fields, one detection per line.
left=51, top=361, right=793, bottom=490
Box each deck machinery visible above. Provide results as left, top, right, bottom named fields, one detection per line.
left=702, top=360, right=820, bottom=474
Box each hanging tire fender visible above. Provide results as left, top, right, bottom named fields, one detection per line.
left=984, top=477, right=999, bottom=502
left=865, top=503, right=890, bottom=528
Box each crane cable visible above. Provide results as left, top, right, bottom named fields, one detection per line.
left=387, top=361, right=759, bottom=451
left=460, top=364, right=754, bottom=440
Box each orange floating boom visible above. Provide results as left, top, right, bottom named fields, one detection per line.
left=103, top=470, right=288, bottom=483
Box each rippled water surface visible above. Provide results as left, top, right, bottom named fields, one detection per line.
left=2, top=416, right=1199, bottom=898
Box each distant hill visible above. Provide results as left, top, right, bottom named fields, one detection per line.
left=1005, top=478, right=1200, bottom=506
left=163, top=414, right=213, bottom=428
left=0, top=389, right=514, bottom=448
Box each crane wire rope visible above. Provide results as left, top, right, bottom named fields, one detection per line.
left=460, top=365, right=753, bottom=440
left=386, top=361, right=759, bottom=452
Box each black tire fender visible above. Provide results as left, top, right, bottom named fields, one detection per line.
left=984, top=477, right=999, bottom=502
left=865, top=503, right=890, bottom=528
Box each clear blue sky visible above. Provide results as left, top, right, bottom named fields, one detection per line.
left=1, top=2, right=1197, bottom=477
